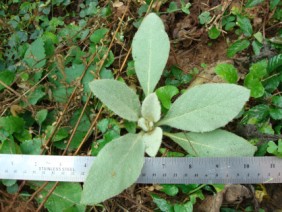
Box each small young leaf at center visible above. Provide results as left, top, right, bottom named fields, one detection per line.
left=142, top=127, right=163, bottom=157
left=141, top=93, right=161, bottom=123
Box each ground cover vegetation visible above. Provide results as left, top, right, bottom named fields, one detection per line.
left=0, top=0, right=281, bottom=211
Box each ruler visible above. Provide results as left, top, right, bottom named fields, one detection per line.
left=0, top=154, right=281, bottom=184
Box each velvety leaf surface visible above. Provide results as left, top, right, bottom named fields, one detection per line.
left=158, top=84, right=250, bottom=132
left=132, top=13, right=170, bottom=96
left=141, top=93, right=161, bottom=122
left=166, top=129, right=257, bottom=157
left=142, top=127, right=163, bottom=157
left=81, top=134, right=145, bottom=205
left=89, top=79, right=141, bottom=121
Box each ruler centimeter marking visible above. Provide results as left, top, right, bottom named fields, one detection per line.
left=0, top=154, right=281, bottom=184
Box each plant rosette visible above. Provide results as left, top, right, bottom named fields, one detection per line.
left=81, top=13, right=257, bottom=205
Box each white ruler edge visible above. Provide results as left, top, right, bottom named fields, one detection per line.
left=0, top=154, right=281, bottom=184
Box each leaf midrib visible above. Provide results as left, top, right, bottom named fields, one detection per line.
left=159, top=92, right=244, bottom=125
left=166, top=133, right=219, bottom=151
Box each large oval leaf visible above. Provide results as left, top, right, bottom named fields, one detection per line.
left=89, top=79, right=141, bottom=121
left=166, top=129, right=257, bottom=157
left=132, top=13, right=170, bottom=96
left=158, top=83, right=250, bottom=132
left=81, top=134, right=145, bottom=205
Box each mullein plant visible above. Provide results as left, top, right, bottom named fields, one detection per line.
left=81, top=13, right=257, bottom=205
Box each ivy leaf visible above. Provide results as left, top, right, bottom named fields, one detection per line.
left=166, top=129, right=257, bottom=157
left=158, top=84, right=250, bottom=132
left=24, top=37, right=46, bottom=68
left=141, top=93, right=161, bottom=122
left=90, top=28, right=109, bottom=44
left=0, top=137, right=18, bottom=154
left=33, top=182, right=85, bottom=212
left=35, top=109, right=48, bottom=125
left=27, top=87, right=46, bottom=105
left=156, top=85, right=179, bottom=110
left=81, top=134, right=145, bottom=205
left=0, top=116, right=25, bottom=134
left=227, top=39, right=250, bottom=58
left=20, top=138, right=42, bottom=154
left=142, top=127, right=163, bottom=157
left=89, top=79, right=141, bottom=121
left=215, top=63, right=238, bottom=83
left=236, top=15, right=253, bottom=37
left=132, top=13, right=170, bottom=96
left=0, top=71, right=15, bottom=91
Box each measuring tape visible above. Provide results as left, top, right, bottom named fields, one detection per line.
left=0, top=154, right=281, bottom=184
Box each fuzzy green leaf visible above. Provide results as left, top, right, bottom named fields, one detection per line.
left=89, top=79, right=141, bottom=121
left=81, top=134, right=145, bottom=205
left=132, top=13, right=170, bottom=96
left=166, top=129, right=257, bottom=157
left=141, top=93, right=161, bottom=122
left=158, top=84, right=250, bottom=132
left=142, top=127, right=163, bottom=157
